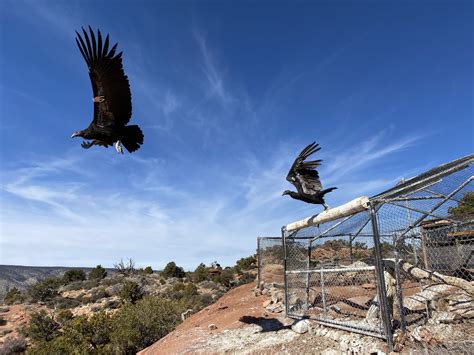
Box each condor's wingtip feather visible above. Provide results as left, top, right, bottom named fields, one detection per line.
left=75, top=38, right=90, bottom=66
left=299, top=141, right=318, bottom=156
left=299, top=142, right=320, bottom=160
left=304, top=146, right=321, bottom=159
left=102, top=34, right=110, bottom=58
left=75, top=32, right=91, bottom=65
left=108, top=43, right=118, bottom=57
left=89, top=26, right=97, bottom=61
left=97, top=30, right=103, bottom=61
left=81, top=27, right=93, bottom=59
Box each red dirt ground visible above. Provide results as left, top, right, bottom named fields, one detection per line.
left=0, top=304, right=46, bottom=345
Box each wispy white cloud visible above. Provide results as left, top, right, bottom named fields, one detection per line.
left=163, top=91, right=180, bottom=115
left=193, top=31, right=234, bottom=108
left=5, top=183, right=84, bottom=221
left=323, top=131, right=423, bottom=182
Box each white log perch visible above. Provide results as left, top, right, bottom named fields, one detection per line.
left=285, top=196, right=370, bottom=232
left=384, top=259, right=474, bottom=295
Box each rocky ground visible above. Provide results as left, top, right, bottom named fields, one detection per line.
left=0, top=304, right=34, bottom=341
left=140, top=277, right=474, bottom=354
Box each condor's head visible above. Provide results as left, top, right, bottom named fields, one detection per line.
left=71, top=130, right=84, bottom=138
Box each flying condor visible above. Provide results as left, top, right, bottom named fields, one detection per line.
left=283, top=142, right=337, bottom=209
left=71, top=27, right=144, bottom=154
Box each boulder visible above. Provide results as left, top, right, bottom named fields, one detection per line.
left=291, top=319, right=311, bottom=334
left=430, top=311, right=461, bottom=324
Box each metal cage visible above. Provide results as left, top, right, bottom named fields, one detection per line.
left=282, top=154, right=474, bottom=351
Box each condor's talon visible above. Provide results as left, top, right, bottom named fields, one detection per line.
left=81, top=140, right=94, bottom=149
left=114, top=140, right=124, bottom=154
left=93, top=96, right=105, bottom=103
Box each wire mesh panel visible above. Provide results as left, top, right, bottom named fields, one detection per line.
left=284, top=213, right=387, bottom=338
left=257, top=237, right=284, bottom=289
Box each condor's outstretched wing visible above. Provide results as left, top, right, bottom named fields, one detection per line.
left=286, top=142, right=323, bottom=195
left=76, top=27, right=132, bottom=127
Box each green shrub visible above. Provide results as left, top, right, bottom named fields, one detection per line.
left=62, top=280, right=84, bottom=291
left=27, top=311, right=60, bottom=341
left=29, top=337, right=89, bottom=354
left=27, top=277, right=62, bottom=303
left=3, top=287, right=23, bottom=305
left=83, top=279, right=102, bottom=291
left=81, top=287, right=110, bottom=305
left=448, top=191, right=474, bottom=218
left=144, top=266, right=153, bottom=274
left=192, top=263, right=209, bottom=283
left=55, top=309, right=73, bottom=325
left=161, top=262, right=185, bottom=279
left=110, top=297, right=182, bottom=354
left=0, top=336, right=27, bottom=354
left=199, top=280, right=219, bottom=290
left=55, top=297, right=81, bottom=309
left=212, top=268, right=234, bottom=288
left=120, top=281, right=145, bottom=304
left=63, top=312, right=112, bottom=348
left=89, top=265, right=107, bottom=280
left=101, top=274, right=124, bottom=287
left=63, top=269, right=86, bottom=284
left=183, top=283, right=198, bottom=297
left=235, top=255, right=256, bottom=271
left=29, top=312, right=112, bottom=354
left=236, top=272, right=256, bottom=286
left=176, top=292, right=213, bottom=312
left=172, top=283, right=185, bottom=292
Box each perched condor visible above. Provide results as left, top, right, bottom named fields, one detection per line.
left=71, top=27, right=143, bottom=154
left=283, top=142, right=337, bottom=210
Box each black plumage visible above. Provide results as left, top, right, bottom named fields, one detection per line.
left=71, top=27, right=143, bottom=153
left=283, top=142, right=337, bottom=209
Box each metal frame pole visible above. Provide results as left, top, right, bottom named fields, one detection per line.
left=282, top=227, right=290, bottom=317
left=369, top=202, right=394, bottom=350
left=349, top=235, right=354, bottom=263
left=305, top=239, right=311, bottom=310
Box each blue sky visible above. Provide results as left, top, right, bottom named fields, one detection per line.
left=0, top=0, right=472, bottom=269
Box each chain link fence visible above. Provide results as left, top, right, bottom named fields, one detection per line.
left=282, top=154, right=474, bottom=352
left=257, top=237, right=284, bottom=289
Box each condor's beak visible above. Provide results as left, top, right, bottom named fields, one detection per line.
left=71, top=132, right=80, bottom=138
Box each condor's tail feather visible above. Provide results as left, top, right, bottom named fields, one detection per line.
left=122, top=125, right=144, bottom=153
left=320, top=187, right=337, bottom=196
